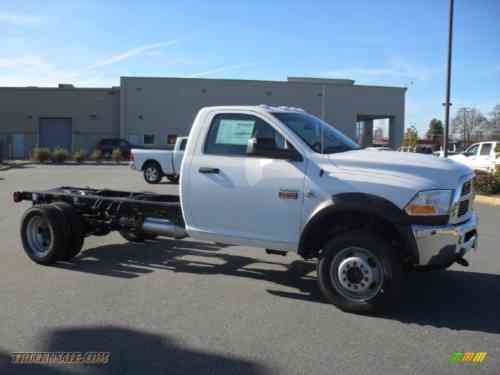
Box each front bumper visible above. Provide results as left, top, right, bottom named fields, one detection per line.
left=411, top=213, right=478, bottom=266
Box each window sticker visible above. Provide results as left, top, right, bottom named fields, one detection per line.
left=216, top=119, right=255, bottom=145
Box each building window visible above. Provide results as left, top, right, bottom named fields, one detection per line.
left=167, top=134, right=177, bottom=145
left=144, top=134, right=155, bottom=145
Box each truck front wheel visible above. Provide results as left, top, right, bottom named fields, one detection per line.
left=317, top=231, right=402, bottom=313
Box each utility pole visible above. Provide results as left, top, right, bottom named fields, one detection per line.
left=443, top=0, right=454, bottom=157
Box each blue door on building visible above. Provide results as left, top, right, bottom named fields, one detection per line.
left=39, top=118, right=72, bottom=151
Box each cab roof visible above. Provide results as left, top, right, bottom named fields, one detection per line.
left=200, top=104, right=306, bottom=114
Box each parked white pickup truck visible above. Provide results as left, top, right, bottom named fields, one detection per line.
left=130, top=137, right=188, bottom=184
left=14, top=105, right=478, bottom=313
left=449, top=141, right=499, bottom=173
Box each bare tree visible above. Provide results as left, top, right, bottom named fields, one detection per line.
left=488, top=104, right=500, bottom=140
left=451, top=107, right=488, bottom=145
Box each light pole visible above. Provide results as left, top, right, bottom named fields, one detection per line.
left=443, top=0, right=454, bottom=157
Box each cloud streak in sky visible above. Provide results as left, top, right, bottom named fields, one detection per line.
left=0, top=41, right=179, bottom=87
left=87, top=41, right=178, bottom=70
left=187, top=62, right=257, bottom=78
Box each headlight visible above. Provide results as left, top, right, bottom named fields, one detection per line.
left=405, top=190, right=453, bottom=216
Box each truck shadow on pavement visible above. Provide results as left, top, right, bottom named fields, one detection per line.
left=55, top=239, right=500, bottom=335
left=0, top=325, right=271, bottom=375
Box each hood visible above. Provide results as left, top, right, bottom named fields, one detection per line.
left=316, top=150, right=473, bottom=209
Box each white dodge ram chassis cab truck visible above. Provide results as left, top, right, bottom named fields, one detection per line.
left=130, top=136, right=188, bottom=184
left=14, top=105, right=478, bottom=313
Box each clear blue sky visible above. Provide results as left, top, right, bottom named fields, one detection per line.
left=1, top=0, right=499, bottom=134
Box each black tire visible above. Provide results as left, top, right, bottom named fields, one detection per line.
left=51, top=202, right=85, bottom=260
left=20, top=205, right=69, bottom=265
left=166, top=175, right=180, bottom=184
left=317, top=230, right=402, bottom=314
left=119, top=230, right=157, bottom=243
left=143, top=162, right=163, bottom=184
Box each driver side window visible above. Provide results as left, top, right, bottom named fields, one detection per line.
left=204, top=113, right=288, bottom=156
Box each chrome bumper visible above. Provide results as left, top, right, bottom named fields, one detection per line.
left=412, top=213, right=478, bottom=266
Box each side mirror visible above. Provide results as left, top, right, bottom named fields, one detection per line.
left=246, top=137, right=302, bottom=161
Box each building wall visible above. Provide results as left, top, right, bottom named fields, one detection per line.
left=0, top=86, right=119, bottom=158
left=121, top=77, right=406, bottom=148
left=121, top=77, right=323, bottom=147
left=0, top=77, right=406, bottom=159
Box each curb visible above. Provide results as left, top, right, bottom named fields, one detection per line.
left=476, top=194, right=500, bottom=207
left=0, top=161, right=130, bottom=170
left=0, top=162, right=33, bottom=171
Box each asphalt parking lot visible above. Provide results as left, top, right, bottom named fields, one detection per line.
left=0, top=164, right=499, bottom=375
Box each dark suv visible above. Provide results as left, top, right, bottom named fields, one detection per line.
left=96, top=138, right=137, bottom=159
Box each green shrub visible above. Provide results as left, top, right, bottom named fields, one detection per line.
left=474, top=170, right=500, bottom=195
left=51, top=147, right=69, bottom=163
left=32, top=147, right=51, bottom=163
left=111, top=148, right=122, bottom=163
left=73, top=150, right=85, bottom=163
left=90, top=149, right=103, bottom=163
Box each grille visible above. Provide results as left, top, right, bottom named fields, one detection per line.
left=458, top=200, right=469, bottom=217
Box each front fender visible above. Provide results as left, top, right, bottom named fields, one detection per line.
left=298, top=193, right=442, bottom=262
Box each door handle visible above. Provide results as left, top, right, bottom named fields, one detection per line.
left=199, top=167, right=220, bottom=174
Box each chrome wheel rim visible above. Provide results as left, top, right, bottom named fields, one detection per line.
left=330, top=246, right=384, bottom=301
left=26, top=215, right=52, bottom=256
left=145, top=167, right=158, bottom=181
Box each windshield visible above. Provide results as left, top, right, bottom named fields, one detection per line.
left=272, top=112, right=360, bottom=154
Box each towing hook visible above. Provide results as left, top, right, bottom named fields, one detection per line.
left=455, top=257, right=469, bottom=267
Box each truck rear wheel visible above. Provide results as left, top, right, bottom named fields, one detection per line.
left=143, top=162, right=162, bottom=184
left=51, top=202, right=85, bottom=260
left=20, top=205, right=69, bottom=265
left=317, top=231, right=402, bottom=313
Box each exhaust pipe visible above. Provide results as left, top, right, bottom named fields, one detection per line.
left=142, top=217, right=187, bottom=239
